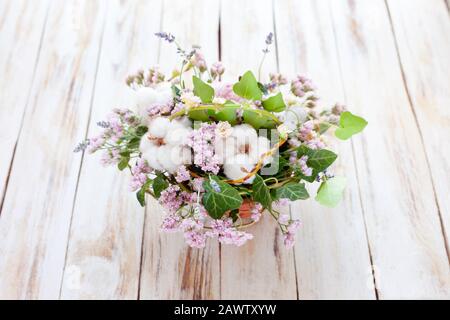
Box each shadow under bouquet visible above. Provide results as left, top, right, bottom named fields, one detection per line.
left=75, top=33, right=367, bottom=248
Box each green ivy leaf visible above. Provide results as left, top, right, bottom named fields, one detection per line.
left=318, top=122, right=331, bottom=134
left=252, top=175, right=272, bottom=209
left=136, top=180, right=152, bottom=207
left=127, top=137, right=141, bottom=150
left=315, top=177, right=346, bottom=207
left=232, top=71, right=262, bottom=101
left=202, top=176, right=243, bottom=219
left=117, top=156, right=130, bottom=171
left=275, top=182, right=309, bottom=201
left=135, top=125, right=148, bottom=137
left=262, top=92, right=286, bottom=112
left=335, top=111, right=368, bottom=140
left=153, top=174, right=168, bottom=198
left=306, top=149, right=338, bottom=173
left=193, top=76, right=214, bottom=103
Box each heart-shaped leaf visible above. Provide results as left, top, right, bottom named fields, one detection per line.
left=315, top=177, right=346, bottom=207
left=262, top=92, right=286, bottom=112
left=203, top=176, right=243, bottom=219
left=275, top=182, right=309, bottom=201
left=306, top=149, right=338, bottom=173
left=232, top=71, right=262, bottom=101
left=252, top=175, right=272, bottom=209
left=193, top=76, right=214, bottom=103
left=153, top=174, right=168, bottom=198
left=335, top=111, right=368, bottom=140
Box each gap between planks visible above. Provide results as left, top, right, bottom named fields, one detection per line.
left=58, top=1, right=110, bottom=299
left=384, top=0, right=450, bottom=263
left=0, top=1, right=51, bottom=216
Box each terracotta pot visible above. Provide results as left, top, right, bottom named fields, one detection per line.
left=238, top=199, right=256, bottom=219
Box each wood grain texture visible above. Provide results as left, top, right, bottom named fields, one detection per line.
left=386, top=0, right=450, bottom=255
left=60, top=0, right=162, bottom=300
left=219, top=0, right=298, bottom=299
left=138, top=0, right=221, bottom=300
left=274, top=0, right=376, bottom=299
left=330, top=0, right=450, bottom=299
left=0, top=0, right=107, bottom=299
left=0, top=0, right=49, bottom=209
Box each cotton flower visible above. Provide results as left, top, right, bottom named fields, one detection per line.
left=135, top=82, right=174, bottom=123
left=224, top=154, right=256, bottom=184
left=215, top=124, right=271, bottom=183
left=180, top=91, right=202, bottom=110
left=139, top=117, right=192, bottom=173
left=215, top=121, right=233, bottom=138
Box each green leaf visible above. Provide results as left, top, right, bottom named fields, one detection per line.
left=252, top=175, right=272, bottom=209
left=262, top=92, right=286, bottom=112
left=318, top=122, right=331, bottom=134
left=153, top=174, right=168, bottom=198
left=136, top=180, right=152, bottom=207
left=315, top=177, right=346, bottom=207
left=232, top=71, right=262, bottom=101
left=135, top=125, right=148, bottom=137
left=171, top=84, right=181, bottom=97
left=117, top=156, right=130, bottom=171
left=335, top=111, right=368, bottom=140
left=306, top=149, right=338, bottom=173
left=242, top=109, right=278, bottom=129
left=127, top=137, right=141, bottom=150
left=193, top=76, right=214, bottom=103
left=275, top=182, right=309, bottom=201
left=202, top=176, right=243, bottom=219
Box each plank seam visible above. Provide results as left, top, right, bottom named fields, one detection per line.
left=58, top=1, right=110, bottom=299
left=384, top=0, right=450, bottom=264
left=137, top=0, right=164, bottom=300
left=271, top=0, right=299, bottom=300
left=328, top=2, right=379, bottom=300
left=0, top=1, right=51, bottom=217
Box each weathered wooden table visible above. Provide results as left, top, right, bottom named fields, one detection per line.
left=0, top=0, right=449, bottom=299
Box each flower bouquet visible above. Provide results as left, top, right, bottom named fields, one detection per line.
left=75, top=33, right=367, bottom=248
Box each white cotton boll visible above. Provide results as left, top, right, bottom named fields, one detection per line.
left=172, top=116, right=192, bottom=129
left=140, top=139, right=163, bottom=171
left=223, top=154, right=256, bottom=184
left=153, top=82, right=173, bottom=105
left=157, top=145, right=177, bottom=173
left=148, top=117, right=170, bottom=138
left=231, top=124, right=258, bottom=142
left=165, top=127, right=191, bottom=146
left=135, top=87, right=158, bottom=121
left=249, top=136, right=272, bottom=164
left=214, top=137, right=238, bottom=164
left=284, top=107, right=308, bottom=131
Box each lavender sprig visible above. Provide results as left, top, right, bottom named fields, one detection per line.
left=154, top=32, right=175, bottom=43
left=74, top=139, right=90, bottom=153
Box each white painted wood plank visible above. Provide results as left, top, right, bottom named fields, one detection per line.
left=0, top=0, right=49, bottom=208
left=386, top=0, right=450, bottom=257
left=274, top=0, right=375, bottom=299
left=330, top=0, right=450, bottom=299
left=219, top=0, right=298, bottom=299
left=138, top=0, right=221, bottom=300
left=60, top=0, right=162, bottom=300
left=0, top=0, right=107, bottom=299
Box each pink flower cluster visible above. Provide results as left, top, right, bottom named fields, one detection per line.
left=282, top=220, right=301, bottom=248
left=291, top=75, right=315, bottom=97
left=187, top=123, right=220, bottom=174
left=210, top=62, right=225, bottom=80
left=206, top=218, right=253, bottom=246
left=289, top=152, right=312, bottom=177
left=298, top=120, right=325, bottom=149
left=175, top=165, right=190, bottom=183
left=251, top=203, right=263, bottom=222
left=214, top=83, right=243, bottom=102
left=130, top=159, right=152, bottom=191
